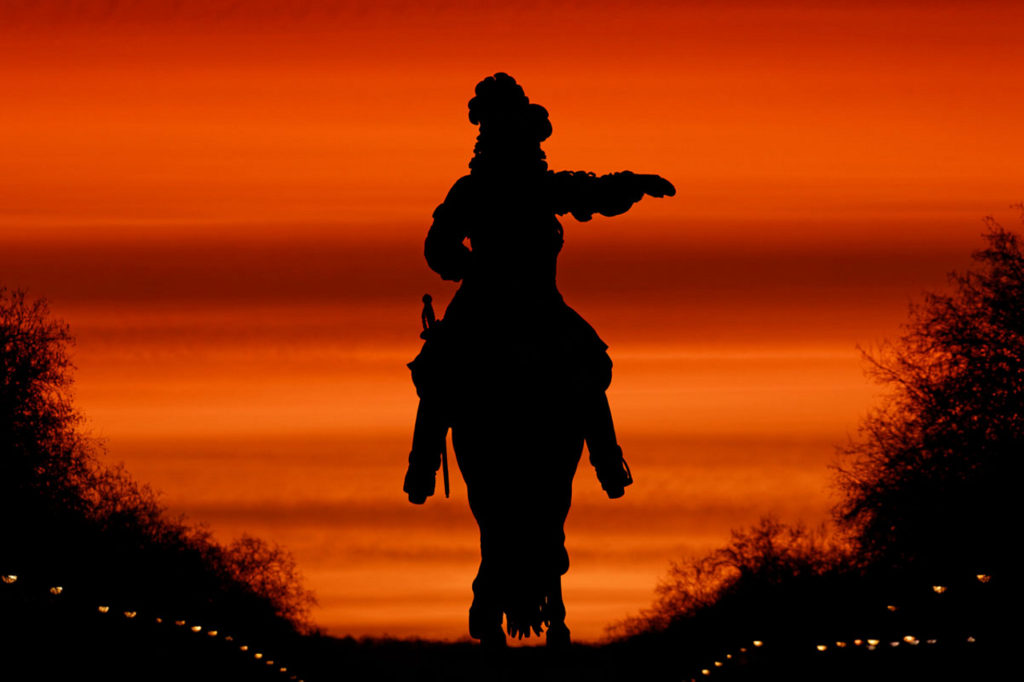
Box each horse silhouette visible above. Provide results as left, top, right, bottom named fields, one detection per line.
left=404, top=73, right=674, bottom=647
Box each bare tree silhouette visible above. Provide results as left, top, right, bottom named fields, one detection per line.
left=836, top=217, right=1023, bottom=581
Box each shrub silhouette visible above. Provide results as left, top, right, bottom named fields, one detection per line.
left=616, top=518, right=852, bottom=643
left=1, top=288, right=315, bottom=642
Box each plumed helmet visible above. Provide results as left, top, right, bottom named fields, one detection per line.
left=468, top=73, right=552, bottom=143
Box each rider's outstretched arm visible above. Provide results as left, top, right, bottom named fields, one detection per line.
left=425, top=176, right=473, bottom=282
left=550, top=170, right=675, bottom=222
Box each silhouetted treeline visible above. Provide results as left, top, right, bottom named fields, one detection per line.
left=608, top=218, right=1022, bottom=680
left=1, top=288, right=315, bottom=679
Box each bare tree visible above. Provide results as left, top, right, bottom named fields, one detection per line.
left=836, top=216, right=1024, bottom=579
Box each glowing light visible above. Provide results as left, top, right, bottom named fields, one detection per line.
left=49, top=586, right=63, bottom=595
left=191, top=625, right=202, bottom=632
left=967, top=636, right=976, bottom=643
left=927, top=639, right=937, bottom=645
left=889, top=642, right=900, bottom=647
left=752, top=640, right=763, bottom=647
left=207, top=630, right=218, bottom=637
left=977, top=574, right=991, bottom=583
left=225, top=636, right=233, bottom=641
left=835, top=641, right=847, bottom=648
left=714, top=661, right=722, bottom=667
left=2, top=575, right=17, bottom=584
left=868, top=645, right=877, bottom=651
left=853, top=639, right=863, bottom=646
left=98, top=606, right=110, bottom=613
left=932, top=585, right=947, bottom=594
left=886, top=605, right=897, bottom=612
left=175, top=620, right=185, bottom=627
left=867, top=639, right=880, bottom=646
left=903, top=636, right=919, bottom=645
left=701, top=670, right=710, bottom=676
left=739, top=648, right=747, bottom=653
left=240, top=645, right=249, bottom=652
left=280, top=668, right=287, bottom=673
left=816, top=645, right=827, bottom=652
left=124, top=611, right=136, bottom=619
left=155, top=618, right=163, bottom=624
left=725, top=654, right=732, bottom=659
left=266, top=660, right=274, bottom=666
left=254, top=653, right=263, bottom=659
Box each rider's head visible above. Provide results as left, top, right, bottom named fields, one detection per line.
left=468, top=73, right=550, bottom=173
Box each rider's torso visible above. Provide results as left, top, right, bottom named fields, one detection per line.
left=459, top=171, right=564, bottom=303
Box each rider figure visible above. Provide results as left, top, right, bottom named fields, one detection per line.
left=403, top=73, right=674, bottom=644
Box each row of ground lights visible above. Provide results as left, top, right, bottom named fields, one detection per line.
left=688, top=573, right=992, bottom=680
left=1, top=574, right=306, bottom=681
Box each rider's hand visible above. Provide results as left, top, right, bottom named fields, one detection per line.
left=639, top=174, right=675, bottom=198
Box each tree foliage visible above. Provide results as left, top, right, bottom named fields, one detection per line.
left=1, top=288, right=316, bottom=635
left=623, top=217, right=1023, bottom=657
left=836, top=219, right=1023, bottom=577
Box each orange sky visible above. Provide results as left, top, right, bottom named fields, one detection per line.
left=2, top=0, right=1023, bottom=641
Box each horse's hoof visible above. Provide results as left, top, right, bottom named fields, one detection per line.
left=477, top=630, right=507, bottom=649
left=546, top=623, right=571, bottom=650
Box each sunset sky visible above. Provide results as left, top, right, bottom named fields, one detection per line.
left=2, top=0, right=1022, bottom=641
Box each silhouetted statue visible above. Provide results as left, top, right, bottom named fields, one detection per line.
left=403, top=73, right=674, bottom=647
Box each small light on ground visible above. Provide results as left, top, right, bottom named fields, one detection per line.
left=886, top=605, right=897, bottom=612
left=967, top=636, right=976, bottom=643
left=835, top=642, right=847, bottom=648
left=207, top=630, right=218, bottom=637
left=700, top=670, right=710, bottom=676
left=124, top=611, right=136, bottom=619
left=816, top=645, right=827, bottom=652
left=2, top=575, right=17, bottom=584
left=49, top=586, right=63, bottom=595
left=867, top=639, right=880, bottom=646
left=976, top=574, right=991, bottom=583
left=752, top=640, right=763, bottom=647
left=98, top=606, right=109, bottom=613
left=932, top=585, right=947, bottom=594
